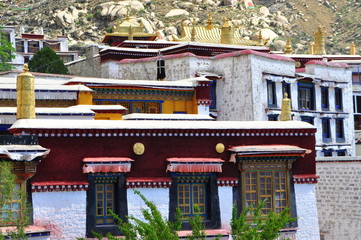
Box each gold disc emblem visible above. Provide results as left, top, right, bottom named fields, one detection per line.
left=215, top=143, right=225, bottom=153
left=133, top=142, right=145, bottom=155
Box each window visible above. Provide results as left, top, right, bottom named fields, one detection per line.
left=243, top=168, right=288, bottom=214
left=95, top=183, right=115, bottom=225
left=86, top=174, right=127, bottom=237
left=298, top=81, right=314, bottom=110
left=267, top=81, right=276, bottom=107
left=301, top=116, right=314, bottom=125
left=210, top=80, right=217, bottom=111
left=0, top=181, right=25, bottom=226
left=322, top=118, right=331, bottom=142
left=337, top=150, right=346, bottom=156
left=335, top=119, right=345, bottom=143
left=282, top=82, right=291, bottom=99
left=169, top=173, right=220, bottom=230
left=335, top=88, right=343, bottom=111
left=321, top=87, right=329, bottom=110
left=28, top=41, right=39, bottom=53
left=24, top=56, right=30, bottom=63
left=268, top=115, right=278, bottom=121
left=16, top=41, right=24, bottom=52
left=177, top=183, right=207, bottom=218
left=323, top=150, right=333, bottom=157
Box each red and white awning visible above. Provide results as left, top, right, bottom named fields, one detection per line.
left=166, top=158, right=224, bottom=173
left=82, top=157, right=134, bottom=173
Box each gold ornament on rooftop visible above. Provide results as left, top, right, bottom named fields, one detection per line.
left=314, top=25, right=326, bottom=55
left=284, top=39, right=293, bottom=54
left=350, top=42, right=356, bottom=55
left=280, top=92, right=292, bottom=121
left=17, top=64, right=36, bottom=120
left=215, top=143, right=225, bottom=153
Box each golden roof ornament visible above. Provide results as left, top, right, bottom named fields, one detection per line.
left=221, top=18, right=234, bottom=44
left=280, top=92, right=292, bottom=121
left=350, top=42, right=356, bottom=55
left=17, top=64, right=36, bottom=120
left=191, top=19, right=197, bottom=42
left=128, top=26, right=133, bottom=40
left=308, top=42, right=314, bottom=55
left=314, top=25, right=326, bottom=55
left=206, top=13, right=214, bottom=30
left=257, top=31, right=264, bottom=46
left=284, top=39, right=293, bottom=54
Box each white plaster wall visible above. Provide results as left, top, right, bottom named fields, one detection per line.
left=316, top=161, right=361, bottom=240
left=127, top=188, right=170, bottom=222
left=102, top=61, right=120, bottom=79
left=294, top=184, right=320, bottom=240
left=218, top=186, right=233, bottom=230
left=197, top=104, right=209, bottom=115
left=32, top=191, right=86, bottom=240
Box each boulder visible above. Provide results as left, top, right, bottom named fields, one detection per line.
left=165, top=9, right=189, bottom=18
left=259, top=6, right=270, bottom=16
left=253, top=28, right=279, bottom=41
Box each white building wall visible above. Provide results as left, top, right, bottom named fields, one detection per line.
left=218, top=186, right=233, bottom=230
left=127, top=188, right=170, bottom=221
left=32, top=191, right=87, bottom=240
left=294, top=184, right=320, bottom=240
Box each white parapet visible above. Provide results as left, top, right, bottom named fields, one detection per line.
left=32, top=191, right=87, bottom=240
left=294, top=184, right=320, bottom=240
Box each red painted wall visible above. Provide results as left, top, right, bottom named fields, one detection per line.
left=31, top=130, right=316, bottom=184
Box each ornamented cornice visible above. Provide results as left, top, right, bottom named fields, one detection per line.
left=31, top=182, right=88, bottom=192
left=216, top=177, right=239, bottom=187
left=126, top=178, right=172, bottom=188
left=293, top=174, right=319, bottom=184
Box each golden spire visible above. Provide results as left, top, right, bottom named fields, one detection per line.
left=206, top=13, right=214, bottom=30
left=17, top=64, right=35, bottom=120
left=284, top=39, right=293, bottom=54
left=126, top=7, right=131, bottom=20
left=191, top=19, right=196, bottom=42
left=314, top=25, right=326, bottom=55
left=280, top=92, right=292, bottom=121
left=128, top=26, right=133, bottom=40
left=350, top=42, right=356, bottom=55
left=221, top=18, right=234, bottom=45
left=308, top=42, right=314, bottom=55
left=257, top=31, right=263, bottom=46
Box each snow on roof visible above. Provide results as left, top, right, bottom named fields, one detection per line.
left=10, top=119, right=316, bottom=131
left=69, top=105, right=127, bottom=111
left=122, top=113, right=214, bottom=121
left=0, top=84, right=92, bottom=92
left=228, top=145, right=311, bottom=155
left=0, top=107, right=94, bottom=115
left=65, top=77, right=207, bottom=88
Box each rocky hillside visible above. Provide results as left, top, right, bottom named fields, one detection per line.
left=0, top=0, right=360, bottom=54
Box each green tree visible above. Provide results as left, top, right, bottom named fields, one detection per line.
left=28, top=46, right=68, bottom=74
left=0, top=161, right=28, bottom=240
left=231, top=200, right=296, bottom=240
left=0, top=28, right=15, bottom=71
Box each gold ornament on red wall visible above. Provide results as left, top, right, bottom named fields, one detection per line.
left=215, top=143, right=225, bottom=153
left=133, top=142, right=145, bottom=155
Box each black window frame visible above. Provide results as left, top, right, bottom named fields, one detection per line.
left=335, top=88, right=343, bottom=111
left=322, top=150, right=333, bottom=157
left=321, top=87, right=329, bottom=111
left=86, top=173, right=128, bottom=237
left=335, top=118, right=345, bottom=143
left=282, top=82, right=291, bottom=99
left=268, top=114, right=278, bottom=121
left=321, top=118, right=331, bottom=143
left=267, top=81, right=277, bottom=108
left=298, top=81, right=315, bottom=111
left=300, top=116, right=314, bottom=125
left=336, top=150, right=346, bottom=156
left=169, top=173, right=220, bottom=230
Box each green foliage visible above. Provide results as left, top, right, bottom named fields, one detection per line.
left=187, top=206, right=207, bottom=240
left=0, top=28, right=15, bottom=71
left=0, top=161, right=29, bottom=240
left=231, top=200, right=296, bottom=240
left=86, top=13, right=94, bottom=21
left=28, top=46, right=68, bottom=74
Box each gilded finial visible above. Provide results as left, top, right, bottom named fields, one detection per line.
left=308, top=42, right=314, bottom=55
left=191, top=19, right=196, bottom=42
left=126, top=7, right=130, bottom=20
left=128, top=26, right=133, bottom=40
left=257, top=31, right=264, bottom=46
left=206, top=13, right=214, bottom=30
left=23, top=64, right=29, bottom=72
left=284, top=39, right=293, bottom=54
left=280, top=92, right=292, bottom=121
left=314, top=25, right=326, bottom=55
left=350, top=42, right=356, bottom=55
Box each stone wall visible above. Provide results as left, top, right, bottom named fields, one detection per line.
left=32, top=191, right=87, bottom=240
left=316, top=159, right=361, bottom=240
